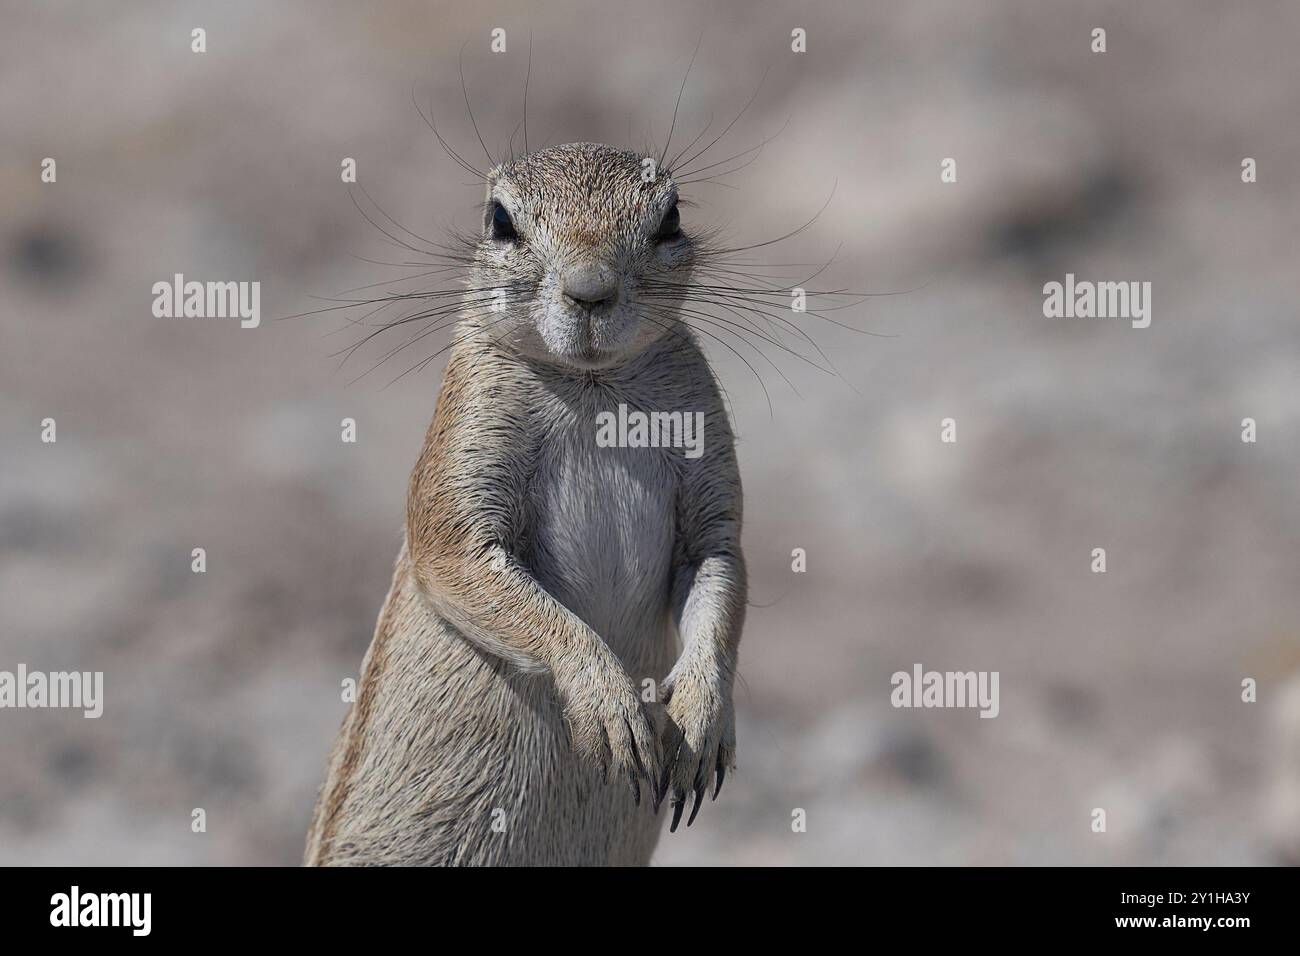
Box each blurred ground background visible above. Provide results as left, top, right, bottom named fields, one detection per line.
left=2, top=0, right=1298, bottom=865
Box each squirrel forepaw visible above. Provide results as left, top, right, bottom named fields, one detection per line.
left=656, top=670, right=735, bottom=832
left=558, top=661, right=661, bottom=806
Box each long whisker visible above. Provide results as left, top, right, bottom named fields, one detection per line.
left=658, top=32, right=704, bottom=170
left=412, top=80, right=487, bottom=182
left=673, top=115, right=791, bottom=185
left=459, top=40, right=494, bottom=168
left=669, top=66, right=769, bottom=174
left=649, top=310, right=775, bottom=418
left=523, top=32, right=533, bottom=154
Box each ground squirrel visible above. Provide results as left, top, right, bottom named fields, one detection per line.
left=304, top=142, right=747, bottom=866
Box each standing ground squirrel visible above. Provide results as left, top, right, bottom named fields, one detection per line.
left=304, top=142, right=746, bottom=865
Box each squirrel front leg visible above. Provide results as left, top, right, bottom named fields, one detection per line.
left=406, top=362, right=661, bottom=802
left=660, top=427, right=747, bottom=830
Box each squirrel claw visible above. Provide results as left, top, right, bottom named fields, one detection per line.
left=669, top=790, right=686, bottom=832
left=625, top=717, right=654, bottom=790
left=687, top=782, right=705, bottom=827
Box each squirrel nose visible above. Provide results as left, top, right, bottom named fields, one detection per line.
left=562, top=267, right=618, bottom=308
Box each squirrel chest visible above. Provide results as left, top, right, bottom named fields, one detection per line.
left=522, top=386, right=681, bottom=660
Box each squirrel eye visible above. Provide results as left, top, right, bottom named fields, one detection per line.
left=654, top=202, right=682, bottom=243
left=490, top=202, right=517, bottom=242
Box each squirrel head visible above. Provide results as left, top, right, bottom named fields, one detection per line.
left=474, top=142, right=692, bottom=370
